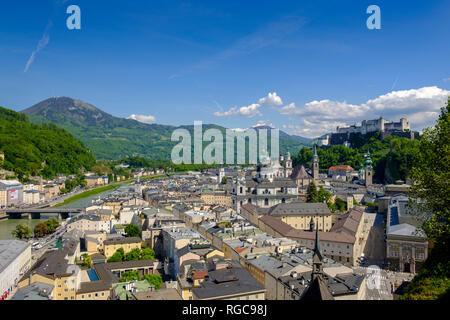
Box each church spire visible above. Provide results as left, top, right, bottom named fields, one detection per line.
left=312, top=225, right=324, bottom=278
left=314, top=225, right=321, bottom=257
left=311, top=145, right=319, bottom=181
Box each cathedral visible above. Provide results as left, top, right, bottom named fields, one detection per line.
left=231, top=153, right=298, bottom=213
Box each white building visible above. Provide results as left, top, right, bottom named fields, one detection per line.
left=23, top=190, right=40, bottom=205
left=0, top=240, right=32, bottom=299
left=66, top=214, right=111, bottom=234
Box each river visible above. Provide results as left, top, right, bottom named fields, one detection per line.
left=0, top=184, right=131, bottom=240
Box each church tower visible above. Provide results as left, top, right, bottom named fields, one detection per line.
left=364, top=151, right=373, bottom=186
left=301, top=225, right=335, bottom=300
left=312, top=226, right=324, bottom=278
left=312, top=145, right=319, bottom=182
left=283, top=152, right=292, bottom=177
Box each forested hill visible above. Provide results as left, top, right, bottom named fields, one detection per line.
left=292, top=132, right=420, bottom=184
left=22, top=97, right=311, bottom=160
left=0, top=106, right=96, bottom=179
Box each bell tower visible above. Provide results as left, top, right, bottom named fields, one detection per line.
left=364, top=151, right=373, bottom=186
left=284, top=152, right=292, bottom=177
left=312, top=145, right=319, bottom=182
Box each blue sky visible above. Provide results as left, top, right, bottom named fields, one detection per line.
left=1, top=0, right=449, bottom=137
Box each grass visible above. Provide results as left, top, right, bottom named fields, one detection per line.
left=52, top=174, right=173, bottom=207
left=53, top=184, right=120, bottom=207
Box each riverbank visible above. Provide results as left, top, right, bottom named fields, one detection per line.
left=52, top=174, right=169, bottom=208
left=53, top=184, right=120, bottom=207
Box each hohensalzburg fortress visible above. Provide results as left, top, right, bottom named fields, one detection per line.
left=336, top=117, right=410, bottom=135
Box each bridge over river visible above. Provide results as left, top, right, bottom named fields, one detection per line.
left=0, top=208, right=82, bottom=220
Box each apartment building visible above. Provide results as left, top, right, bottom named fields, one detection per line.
left=0, top=240, right=32, bottom=299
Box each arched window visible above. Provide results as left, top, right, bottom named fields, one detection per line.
left=264, top=198, right=269, bottom=206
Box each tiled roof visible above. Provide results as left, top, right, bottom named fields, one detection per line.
left=290, top=165, right=313, bottom=180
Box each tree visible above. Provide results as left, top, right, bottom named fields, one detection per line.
left=34, top=222, right=48, bottom=237
left=125, top=223, right=141, bottom=238
left=141, top=248, right=156, bottom=260
left=12, top=223, right=32, bottom=239
left=81, top=254, right=92, bottom=267
left=119, top=270, right=140, bottom=282
left=221, top=176, right=227, bottom=184
left=334, top=198, right=347, bottom=212
left=125, top=248, right=141, bottom=261
left=142, top=274, right=163, bottom=290
left=400, top=98, right=450, bottom=300
left=306, top=181, right=319, bottom=203
left=107, top=251, right=123, bottom=263
left=45, top=218, right=60, bottom=233
left=409, top=98, right=450, bottom=240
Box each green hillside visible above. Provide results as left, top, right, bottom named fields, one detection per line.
left=0, top=106, right=96, bottom=179
left=22, top=97, right=310, bottom=161
left=293, top=132, right=420, bottom=184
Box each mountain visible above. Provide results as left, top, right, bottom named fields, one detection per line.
left=22, top=97, right=310, bottom=161
left=290, top=134, right=314, bottom=144
left=0, top=106, right=96, bottom=178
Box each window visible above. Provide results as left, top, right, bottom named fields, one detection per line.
left=264, top=198, right=269, bottom=206
left=346, top=257, right=350, bottom=263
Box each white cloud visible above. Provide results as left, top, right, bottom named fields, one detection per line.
left=278, top=86, right=450, bottom=138
left=252, top=120, right=274, bottom=128
left=214, top=91, right=284, bottom=118
left=443, top=77, right=450, bottom=82
left=127, top=114, right=157, bottom=124
left=279, top=100, right=368, bottom=120
left=214, top=103, right=262, bottom=118
left=258, top=92, right=283, bottom=106
left=283, top=120, right=347, bottom=138
left=363, top=86, right=449, bottom=114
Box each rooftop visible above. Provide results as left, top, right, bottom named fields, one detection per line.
left=0, top=240, right=30, bottom=274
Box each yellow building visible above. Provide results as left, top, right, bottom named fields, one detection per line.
left=242, top=201, right=334, bottom=232
left=76, top=282, right=110, bottom=300
left=200, top=191, right=232, bottom=207
left=103, top=237, right=142, bottom=258
left=18, top=250, right=81, bottom=301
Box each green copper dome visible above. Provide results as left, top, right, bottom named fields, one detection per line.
left=364, top=151, right=373, bottom=168
left=358, top=163, right=365, bottom=174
